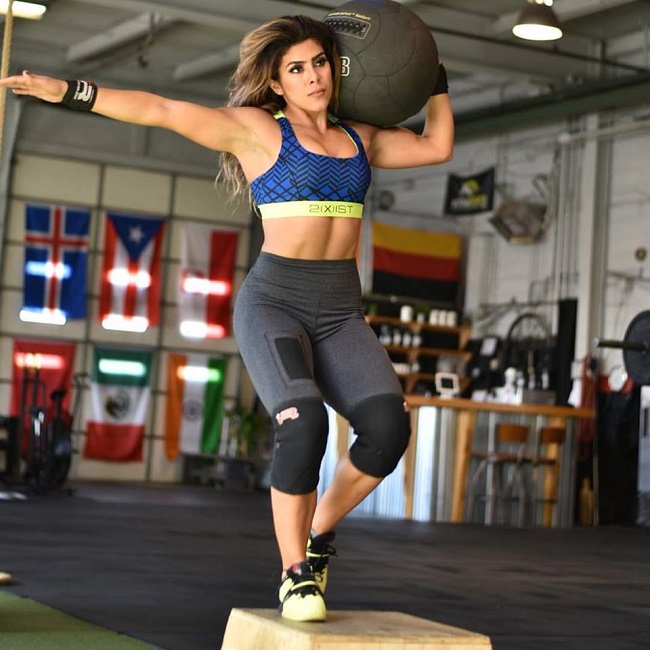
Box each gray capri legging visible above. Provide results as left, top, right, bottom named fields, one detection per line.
left=233, top=252, right=404, bottom=419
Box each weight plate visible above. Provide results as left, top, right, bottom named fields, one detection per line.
left=623, top=310, right=650, bottom=385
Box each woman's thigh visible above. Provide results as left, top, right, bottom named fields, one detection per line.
left=234, top=280, right=323, bottom=414
left=313, top=316, right=403, bottom=418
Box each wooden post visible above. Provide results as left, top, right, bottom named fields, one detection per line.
left=0, top=1, right=14, bottom=155
left=335, top=414, right=349, bottom=462
left=451, top=409, right=476, bottom=523
left=402, top=406, right=419, bottom=519
left=541, top=416, right=566, bottom=527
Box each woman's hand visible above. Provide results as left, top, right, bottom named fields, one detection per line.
left=0, top=70, right=67, bottom=104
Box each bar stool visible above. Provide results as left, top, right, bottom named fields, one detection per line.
left=467, top=422, right=530, bottom=526
left=530, top=426, right=566, bottom=526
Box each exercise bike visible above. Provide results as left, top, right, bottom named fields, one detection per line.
left=25, top=387, right=73, bottom=492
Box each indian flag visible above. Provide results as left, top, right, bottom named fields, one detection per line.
left=164, top=353, right=228, bottom=460
left=83, top=346, right=153, bottom=462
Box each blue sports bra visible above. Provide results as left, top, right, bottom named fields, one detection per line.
left=250, top=111, right=372, bottom=219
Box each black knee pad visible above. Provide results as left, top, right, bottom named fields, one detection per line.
left=270, top=398, right=329, bottom=494
left=348, top=394, right=411, bottom=478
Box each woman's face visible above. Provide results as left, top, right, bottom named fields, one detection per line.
left=270, top=38, right=333, bottom=111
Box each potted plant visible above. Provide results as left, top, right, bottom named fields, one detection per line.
left=217, top=404, right=272, bottom=490
left=225, top=403, right=269, bottom=459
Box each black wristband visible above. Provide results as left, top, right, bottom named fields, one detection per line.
left=431, top=63, right=448, bottom=96
left=61, top=80, right=98, bottom=111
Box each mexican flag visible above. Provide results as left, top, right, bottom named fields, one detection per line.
left=164, top=353, right=228, bottom=460
left=84, top=346, right=153, bottom=462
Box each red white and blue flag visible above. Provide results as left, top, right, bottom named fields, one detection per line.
left=23, top=203, right=90, bottom=320
left=99, top=212, right=166, bottom=332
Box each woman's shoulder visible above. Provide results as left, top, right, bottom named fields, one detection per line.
left=338, top=118, right=382, bottom=150
left=223, top=105, right=281, bottom=140
left=225, top=105, right=277, bottom=123
left=340, top=118, right=385, bottom=137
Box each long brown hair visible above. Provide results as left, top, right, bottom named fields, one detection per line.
left=217, top=15, right=339, bottom=198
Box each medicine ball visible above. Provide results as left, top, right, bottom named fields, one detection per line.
left=324, top=0, right=438, bottom=127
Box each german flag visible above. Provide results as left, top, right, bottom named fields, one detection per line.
left=371, top=222, right=461, bottom=304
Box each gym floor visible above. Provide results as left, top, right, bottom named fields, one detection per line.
left=1, top=481, right=649, bottom=650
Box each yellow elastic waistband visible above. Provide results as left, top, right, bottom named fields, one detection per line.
left=258, top=201, right=364, bottom=219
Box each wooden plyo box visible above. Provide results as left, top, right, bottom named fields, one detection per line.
left=221, top=608, right=492, bottom=650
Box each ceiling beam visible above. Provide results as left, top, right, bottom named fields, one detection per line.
left=169, top=1, right=496, bottom=83
left=69, top=0, right=327, bottom=29
left=66, top=13, right=175, bottom=63
left=173, top=44, right=241, bottom=81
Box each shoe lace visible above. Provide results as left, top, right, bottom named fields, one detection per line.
left=308, top=543, right=337, bottom=574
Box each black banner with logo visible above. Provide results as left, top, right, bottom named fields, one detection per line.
left=444, top=167, right=495, bottom=216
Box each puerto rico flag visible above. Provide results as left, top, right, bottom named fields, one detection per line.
left=178, top=222, right=238, bottom=339
left=23, top=204, right=90, bottom=320
left=100, top=212, right=166, bottom=332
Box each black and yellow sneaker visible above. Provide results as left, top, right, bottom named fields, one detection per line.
left=278, top=561, right=326, bottom=622
left=306, top=531, right=336, bottom=593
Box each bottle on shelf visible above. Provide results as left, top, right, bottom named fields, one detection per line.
left=364, top=308, right=472, bottom=395
left=379, top=324, right=391, bottom=346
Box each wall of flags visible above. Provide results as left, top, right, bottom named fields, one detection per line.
left=0, top=153, right=251, bottom=483
left=0, top=152, right=469, bottom=485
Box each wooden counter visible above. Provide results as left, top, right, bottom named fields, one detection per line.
left=404, top=396, right=595, bottom=525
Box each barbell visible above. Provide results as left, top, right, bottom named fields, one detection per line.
left=593, top=310, right=650, bottom=385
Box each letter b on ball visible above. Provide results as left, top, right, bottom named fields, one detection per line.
left=324, top=0, right=439, bottom=127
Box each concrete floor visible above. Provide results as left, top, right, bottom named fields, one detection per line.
left=1, top=481, right=649, bottom=649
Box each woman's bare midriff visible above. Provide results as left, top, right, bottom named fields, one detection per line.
left=260, top=215, right=361, bottom=260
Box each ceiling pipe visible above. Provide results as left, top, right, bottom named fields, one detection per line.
left=448, top=72, right=650, bottom=141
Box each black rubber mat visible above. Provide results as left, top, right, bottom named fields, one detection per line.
left=1, top=481, right=649, bottom=650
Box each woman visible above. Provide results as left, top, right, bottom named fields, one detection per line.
left=0, top=15, right=453, bottom=622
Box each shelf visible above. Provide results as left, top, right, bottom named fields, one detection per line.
left=366, top=316, right=472, bottom=349
left=383, top=344, right=473, bottom=361
left=409, top=374, right=472, bottom=389
left=366, top=315, right=471, bottom=348
left=366, top=314, right=469, bottom=333
left=394, top=373, right=471, bottom=395
left=368, top=315, right=474, bottom=396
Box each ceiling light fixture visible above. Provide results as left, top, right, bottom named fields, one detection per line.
left=0, top=1, right=48, bottom=20
left=513, top=0, right=563, bottom=42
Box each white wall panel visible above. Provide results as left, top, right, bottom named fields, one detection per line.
left=12, top=154, right=101, bottom=205
left=102, top=166, right=171, bottom=214
left=173, top=176, right=250, bottom=224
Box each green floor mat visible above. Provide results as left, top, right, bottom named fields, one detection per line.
left=0, top=589, right=160, bottom=650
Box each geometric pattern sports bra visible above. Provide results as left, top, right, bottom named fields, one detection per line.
left=250, top=111, right=372, bottom=219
